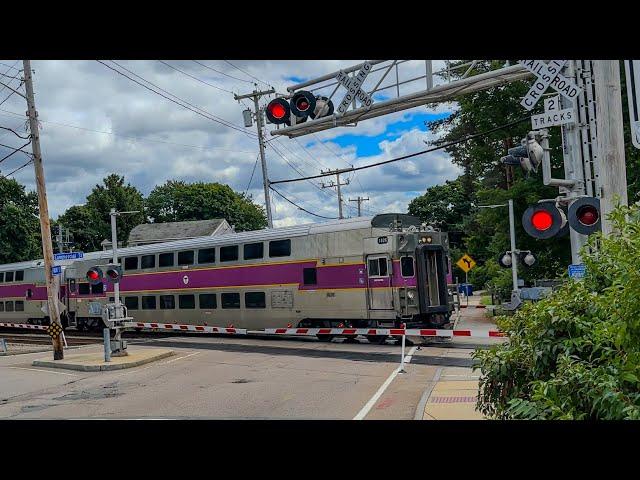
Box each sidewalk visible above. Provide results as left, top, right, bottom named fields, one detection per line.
left=420, top=294, right=503, bottom=420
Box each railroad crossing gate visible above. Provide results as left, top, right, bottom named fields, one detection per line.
left=456, top=254, right=476, bottom=273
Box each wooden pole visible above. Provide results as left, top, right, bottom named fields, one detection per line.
left=23, top=60, right=64, bottom=360
left=593, top=60, right=628, bottom=235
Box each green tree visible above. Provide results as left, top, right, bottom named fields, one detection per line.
left=146, top=180, right=267, bottom=232
left=474, top=203, right=640, bottom=420
left=57, top=174, right=145, bottom=252
left=408, top=177, right=470, bottom=230
left=411, top=60, right=569, bottom=291
left=0, top=176, right=41, bottom=263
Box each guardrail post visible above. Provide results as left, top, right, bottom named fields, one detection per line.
left=399, top=323, right=406, bottom=374
left=103, top=328, right=111, bottom=363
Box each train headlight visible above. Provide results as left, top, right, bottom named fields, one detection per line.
left=420, top=236, right=433, bottom=244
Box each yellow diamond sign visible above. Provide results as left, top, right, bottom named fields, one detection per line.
left=456, top=254, right=476, bottom=273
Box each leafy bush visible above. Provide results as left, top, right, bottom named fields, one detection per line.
left=473, top=203, right=640, bottom=419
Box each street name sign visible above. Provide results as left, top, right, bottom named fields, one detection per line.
left=624, top=60, right=640, bottom=149
left=336, top=61, right=373, bottom=115
left=456, top=254, right=476, bottom=273
left=53, top=252, right=84, bottom=261
left=568, top=263, right=586, bottom=279
left=51, top=265, right=62, bottom=276
left=519, top=60, right=582, bottom=111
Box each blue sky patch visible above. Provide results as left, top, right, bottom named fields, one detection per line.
left=310, top=111, right=451, bottom=157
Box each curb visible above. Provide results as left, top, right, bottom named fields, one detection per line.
left=32, top=350, right=174, bottom=372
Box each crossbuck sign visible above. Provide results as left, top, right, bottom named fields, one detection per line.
left=335, top=62, right=373, bottom=116
left=519, top=60, right=582, bottom=111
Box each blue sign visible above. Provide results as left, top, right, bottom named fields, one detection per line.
left=51, top=265, right=62, bottom=276
left=53, top=252, right=84, bottom=261
left=568, top=264, right=586, bottom=279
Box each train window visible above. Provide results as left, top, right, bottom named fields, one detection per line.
left=244, top=242, right=263, bottom=260
left=198, top=248, right=216, bottom=264
left=303, top=268, right=317, bottom=285
left=199, top=293, right=217, bottom=309
left=368, top=258, right=389, bottom=277
left=141, top=296, right=157, bottom=310
left=15, top=271, right=24, bottom=282
left=5, top=301, right=14, bottom=312
left=401, top=256, right=415, bottom=277
left=15, top=301, right=24, bottom=312
left=69, top=279, right=76, bottom=293
left=0, top=302, right=3, bottom=312
left=0, top=272, right=4, bottom=282
left=5, top=271, right=14, bottom=282
left=109, top=297, right=115, bottom=302
left=141, top=255, right=156, bottom=269
left=178, top=250, right=194, bottom=266
left=245, top=292, right=266, bottom=309
left=124, top=256, right=139, bottom=270
left=269, top=239, right=291, bottom=258
left=220, top=245, right=238, bottom=262
left=91, top=283, right=103, bottom=295
left=26, top=289, right=33, bottom=298
left=78, top=283, right=91, bottom=295
left=179, top=294, right=195, bottom=309
left=124, top=296, right=139, bottom=310
left=159, top=252, right=175, bottom=267
left=221, top=292, right=240, bottom=309
left=160, top=295, right=175, bottom=310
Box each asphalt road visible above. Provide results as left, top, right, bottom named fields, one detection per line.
left=0, top=335, right=466, bottom=419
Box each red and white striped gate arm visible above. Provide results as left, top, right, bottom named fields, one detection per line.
left=263, top=327, right=505, bottom=338
left=0, top=322, right=48, bottom=331
left=123, top=321, right=247, bottom=335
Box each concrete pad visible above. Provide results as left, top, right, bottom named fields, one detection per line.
left=424, top=379, right=484, bottom=420
left=32, top=348, right=174, bottom=372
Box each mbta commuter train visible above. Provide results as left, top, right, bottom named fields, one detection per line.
left=0, top=214, right=454, bottom=343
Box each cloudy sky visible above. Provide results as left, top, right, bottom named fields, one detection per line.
left=0, top=60, right=462, bottom=227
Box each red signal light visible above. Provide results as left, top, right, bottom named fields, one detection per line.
left=577, top=205, right=598, bottom=226
left=522, top=202, right=566, bottom=239
left=265, top=98, right=290, bottom=125
left=268, top=102, right=286, bottom=119
left=531, top=210, right=553, bottom=231
left=568, top=197, right=601, bottom=235
left=86, top=267, right=104, bottom=285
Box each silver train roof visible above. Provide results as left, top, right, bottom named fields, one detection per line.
left=0, top=216, right=378, bottom=272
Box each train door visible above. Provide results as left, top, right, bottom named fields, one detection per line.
left=366, top=255, right=393, bottom=310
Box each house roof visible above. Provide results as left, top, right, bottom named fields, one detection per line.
left=127, top=219, right=227, bottom=244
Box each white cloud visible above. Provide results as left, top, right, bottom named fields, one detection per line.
left=0, top=59, right=461, bottom=228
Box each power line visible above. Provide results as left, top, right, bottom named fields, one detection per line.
left=0, top=125, right=29, bottom=140
left=3, top=158, right=33, bottom=177
left=0, top=61, right=20, bottom=72
left=0, top=107, right=256, bottom=154
left=271, top=117, right=531, bottom=185
left=108, top=60, right=253, bottom=135
left=0, top=140, right=32, bottom=164
left=223, top=60, right=272, bottom=88
left=157, top=60, right=234, bottom=94
left=270, top=186, right=338, bottom=220
left=96, top=60, right=256, bottom=138
left=244, top=158, right=259, bottom=197
left=192, top=60, right=254, bottom=84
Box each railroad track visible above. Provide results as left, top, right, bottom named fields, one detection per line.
left=0, top=334, right=102, bottom=346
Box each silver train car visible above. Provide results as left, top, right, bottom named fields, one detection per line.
left=0, top=214, right=453, bottom=342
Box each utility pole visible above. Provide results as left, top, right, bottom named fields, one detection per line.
left=593, top=60, right=628, bottom=235
left=348, top=196, right=369, bottom=216
left=508, top=199, right=519, bottom=293
left=234, top=88, right=276, bottom=228
left=321, top=167, right=352, bottom=219
left=23, top=59, right=64, bottom=360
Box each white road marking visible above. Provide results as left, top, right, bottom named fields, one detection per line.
left=6, top=366, right=78, bottom=377
left=161, top=352, right=200, bottom=365
left=353, top=345, right=417, bottom=420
